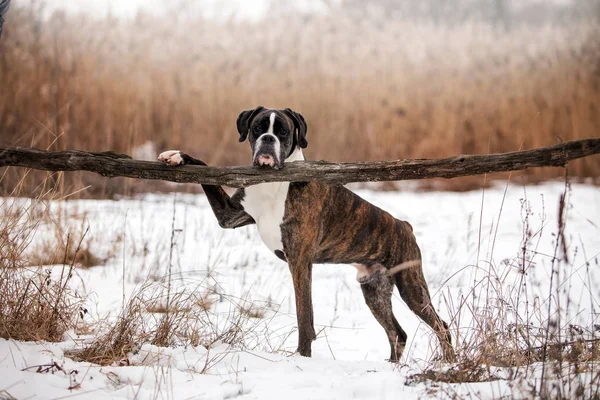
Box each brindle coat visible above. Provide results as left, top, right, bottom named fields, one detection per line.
left=159, top=107, right=455, bottom=362
left=281, top=181, right=454, bottom=361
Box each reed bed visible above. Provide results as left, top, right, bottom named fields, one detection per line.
left=1, top=4, right=599, bottom=196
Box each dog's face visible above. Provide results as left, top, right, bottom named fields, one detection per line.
left=236, top=106, right=308, bottom=169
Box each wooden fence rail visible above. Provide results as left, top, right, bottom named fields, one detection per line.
left=1, top=139, right=599, bottom=188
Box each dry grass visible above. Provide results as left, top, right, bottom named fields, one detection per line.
left=238, top=302, right=267, bottom=319
left=409, top=177, right=600, bottom=398
left=0, top=170, right=278, bottom=367
left=1, top=4, right=599, bottom=197
left=0, top=266, right=86, bottom=342
left=149, top=286, right=212, bottom=348
left=0, top=173, right=88, bottom=342
left=69, top=290, right=149, bottom=366
left=69, top=279, right=278, bottom=366
left=28, top=221, right=104, bottom=268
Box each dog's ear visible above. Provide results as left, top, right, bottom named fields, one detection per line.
left=236, top=106, right=265, bottom=143
left=283, top=108, right=308, bottom=148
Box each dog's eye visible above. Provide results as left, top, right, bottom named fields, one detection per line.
left=280, top=129, right=288, bottom=136
left=253, top=126, right=262, bottom=134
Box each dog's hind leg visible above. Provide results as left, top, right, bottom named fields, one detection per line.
left=394, top=262, right=456, bottom=362
left=356, top=264, right=407, bottom=362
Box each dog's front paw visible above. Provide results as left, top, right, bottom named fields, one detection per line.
left=158, top=150, right=184, bottom=166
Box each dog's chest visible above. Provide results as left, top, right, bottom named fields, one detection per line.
left=241, top=182, right=289, bottom=252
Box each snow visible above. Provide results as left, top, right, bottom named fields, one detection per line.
left=1, top=181, right=599, bottom=399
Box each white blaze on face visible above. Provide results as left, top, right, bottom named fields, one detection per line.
left=253, top=112, right=281, bottom=165
left=267, top=112, right=275, bottom=134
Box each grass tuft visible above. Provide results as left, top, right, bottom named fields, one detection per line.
left=0, top=173, right=88, bottom=342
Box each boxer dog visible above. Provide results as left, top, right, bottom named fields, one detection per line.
left=158, top=106, right=455, bottom=362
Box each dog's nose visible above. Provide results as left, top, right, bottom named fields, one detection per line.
left=262, top=135, right=275, bottom=144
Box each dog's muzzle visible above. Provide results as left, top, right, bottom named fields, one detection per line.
left=253, top=134, right=282, bottom=169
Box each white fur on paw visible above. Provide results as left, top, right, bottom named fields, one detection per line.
left=158, top=150, right=184, bottom=166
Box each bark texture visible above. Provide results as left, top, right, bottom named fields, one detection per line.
left=0, top=139, right=598, bottom=188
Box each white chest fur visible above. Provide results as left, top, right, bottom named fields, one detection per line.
left=241, top=148, right=304, bottom=254
left=242, top=181, right=289, bottom=252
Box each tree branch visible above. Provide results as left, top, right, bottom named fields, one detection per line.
left=1, top=139, right=599, bottom=188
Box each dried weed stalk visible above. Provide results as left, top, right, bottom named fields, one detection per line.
left=410, top=177, right=600, bottom=399
left=2, top=5, right=599, bottom=196
left=0, top=173, right=88, bottom=341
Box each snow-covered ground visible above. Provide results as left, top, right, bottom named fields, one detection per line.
left=1, top=181, right=599, bottom=399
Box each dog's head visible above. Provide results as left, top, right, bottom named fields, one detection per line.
left=236, top=106, right=307, bottom=169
